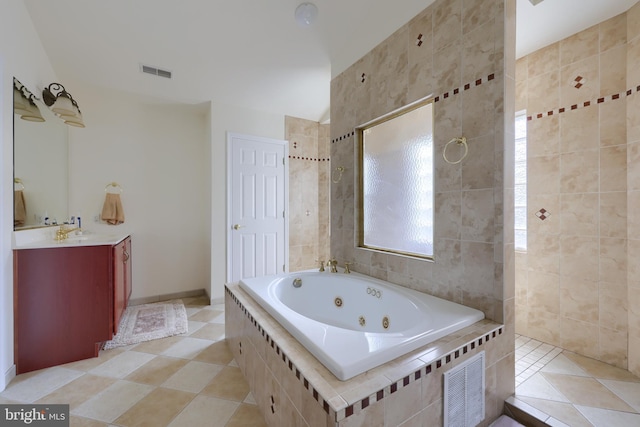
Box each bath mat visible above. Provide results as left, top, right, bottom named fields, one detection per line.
left=103, top=300, right=188, bottom=350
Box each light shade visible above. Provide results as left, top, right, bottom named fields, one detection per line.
left=43, top=82, right=85, bottom=127
left=294, top=3, right=318, bottom=27
left=60, top=113, right=85, bottom=128
left=59, top=103, right=85, bottom=127
left=13, top=79, right=45, bottom=122
left=13, top=87, right=30, bottom=115
left=20, top=100, right=45, bottom=122
left=50, top=94, right=76, bottom=116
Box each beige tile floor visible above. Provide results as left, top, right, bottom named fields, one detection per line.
left=0, top=295, right=267, bottom=427
left=8, top=298, right=640, bottom=427
left=513, top=334, right=640, bottom=427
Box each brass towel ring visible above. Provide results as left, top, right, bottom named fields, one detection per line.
left=443, top=137, right=468, bottom=165
left=332, top=166, right=345, bottom=183
left=105, top=182, right=123, bottom=193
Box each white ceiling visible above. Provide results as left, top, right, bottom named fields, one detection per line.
left=22, top=0, right=638, bottom=123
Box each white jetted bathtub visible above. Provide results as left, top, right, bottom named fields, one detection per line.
left=239, top=271, right=485, bottom=380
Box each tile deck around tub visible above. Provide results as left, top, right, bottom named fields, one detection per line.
left=225, top=283, right=504, bottom=423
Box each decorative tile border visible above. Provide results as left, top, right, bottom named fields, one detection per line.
left=339, top=328, right=503, bottom=421
left=288, top=155, right=330, bottom=162
left=527, top=85, right=640, bottom=122
left=331, top=130, right=355, bottom=144
left=433, top=73, right=496, bottom=103
left=331, top=72, right=498, bottom=144
left=225, top=285, right=504, bottom=423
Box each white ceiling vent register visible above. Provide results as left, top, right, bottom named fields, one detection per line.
left=140, top=64, right=172, bottom=79
left=443, top=351, right=485, bottom=427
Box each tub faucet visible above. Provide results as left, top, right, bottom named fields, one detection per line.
left=329, top=258, right=338, bottom=273
left=317, top=259, right=325, bottom=272
left=344, top=262, right=351, bottom=274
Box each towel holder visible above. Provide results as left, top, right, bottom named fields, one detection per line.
left=14, top=178, right=25, bottom=190
left=105, top=182, right=123, bottom=193
left=332, top=166, right=345, bottom=183
left=443, top=137, right=468, bottom=165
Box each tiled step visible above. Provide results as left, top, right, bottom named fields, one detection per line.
left=489, top=414, right=526, bottom=427
left=504, top=396, right=565, bottom=427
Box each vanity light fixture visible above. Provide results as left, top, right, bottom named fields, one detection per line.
left=42, top=83, right=85, bottom=128
left=13, top=78, right=45, bottom=122
left=294, top=2, right=318, bottom=27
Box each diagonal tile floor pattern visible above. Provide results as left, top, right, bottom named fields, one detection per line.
left=0, top=296, right=267, bottom=427
left=513, top=334, right=640, bottom=427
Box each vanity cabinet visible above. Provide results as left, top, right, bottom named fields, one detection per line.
left=13, top=236, right=132, bottom=374
left=113, top=237, right=132, bottom=334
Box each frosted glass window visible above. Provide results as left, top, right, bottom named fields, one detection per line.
left=514, top=112, right=527, bottom=251
left=359, top=101, right=433, bottom=258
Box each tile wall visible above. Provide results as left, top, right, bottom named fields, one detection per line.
left=515, top=2, right=640, bottom=376
left=330, top=0, right=514, bottom=324
left=285, top=116, right=331, bottom=272
left=329, top=0, right=516, bottom=415
left=627, top=1, right=640, bottom=377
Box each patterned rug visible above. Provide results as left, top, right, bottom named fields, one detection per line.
left=103, top=300, right=188, bottom=350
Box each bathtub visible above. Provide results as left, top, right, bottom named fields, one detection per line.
left=239, top=271, right=484, bottom=380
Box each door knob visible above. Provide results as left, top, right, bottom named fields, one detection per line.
left=233, top=224, right=244, bottom=230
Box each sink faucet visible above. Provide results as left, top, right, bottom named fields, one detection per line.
left=55, top=226, right=79, bottom=241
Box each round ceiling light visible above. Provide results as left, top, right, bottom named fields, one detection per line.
left=294, top=3, right=318, bottom=27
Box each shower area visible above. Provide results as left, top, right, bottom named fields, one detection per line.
left=284, top=116, right=331, bottom=272
left=514, top=6, right=640, bottom=378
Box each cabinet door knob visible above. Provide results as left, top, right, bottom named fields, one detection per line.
left=233, top=224, right=244, bottom=230
left=123, top=250, right=130, bottom=262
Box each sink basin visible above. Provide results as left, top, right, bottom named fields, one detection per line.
left=65, top=235, right=90, bottom=241
left=64, top=233, right=115, bottom=242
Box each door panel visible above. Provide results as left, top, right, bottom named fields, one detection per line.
left=263, top=232, right=278, bottom=276
left=229, top=134, right=288, bottom=282
left=241, top=233, right=256, bottom=279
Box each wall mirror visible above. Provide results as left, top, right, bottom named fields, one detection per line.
left=357, top=99, right=434, bottom=258
left=14, top=77, right=69, bottom=229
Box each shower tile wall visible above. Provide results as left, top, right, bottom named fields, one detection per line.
left=627, top=1, right=640, bottom=378
left=330, top=0, right=516, bottom=421
left=285, top=116, right=330, bottom=272
left=515, top=5, right=640, bottom=376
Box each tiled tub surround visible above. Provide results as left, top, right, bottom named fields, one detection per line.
left=225, top=284, right=509, bottom=427
left=514, top=2, right=640, bottom=376
left=329, top=0, right=515, bottom=330
left=329, top=0, right=517, bottom=421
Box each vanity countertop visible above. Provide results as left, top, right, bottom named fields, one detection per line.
left=13, top=228, right=130, bottom=250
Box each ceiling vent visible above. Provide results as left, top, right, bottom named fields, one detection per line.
left=140, top=64, right=172, bottom=79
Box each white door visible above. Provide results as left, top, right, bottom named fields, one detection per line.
left=227, top=133, right=288, bottom=282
